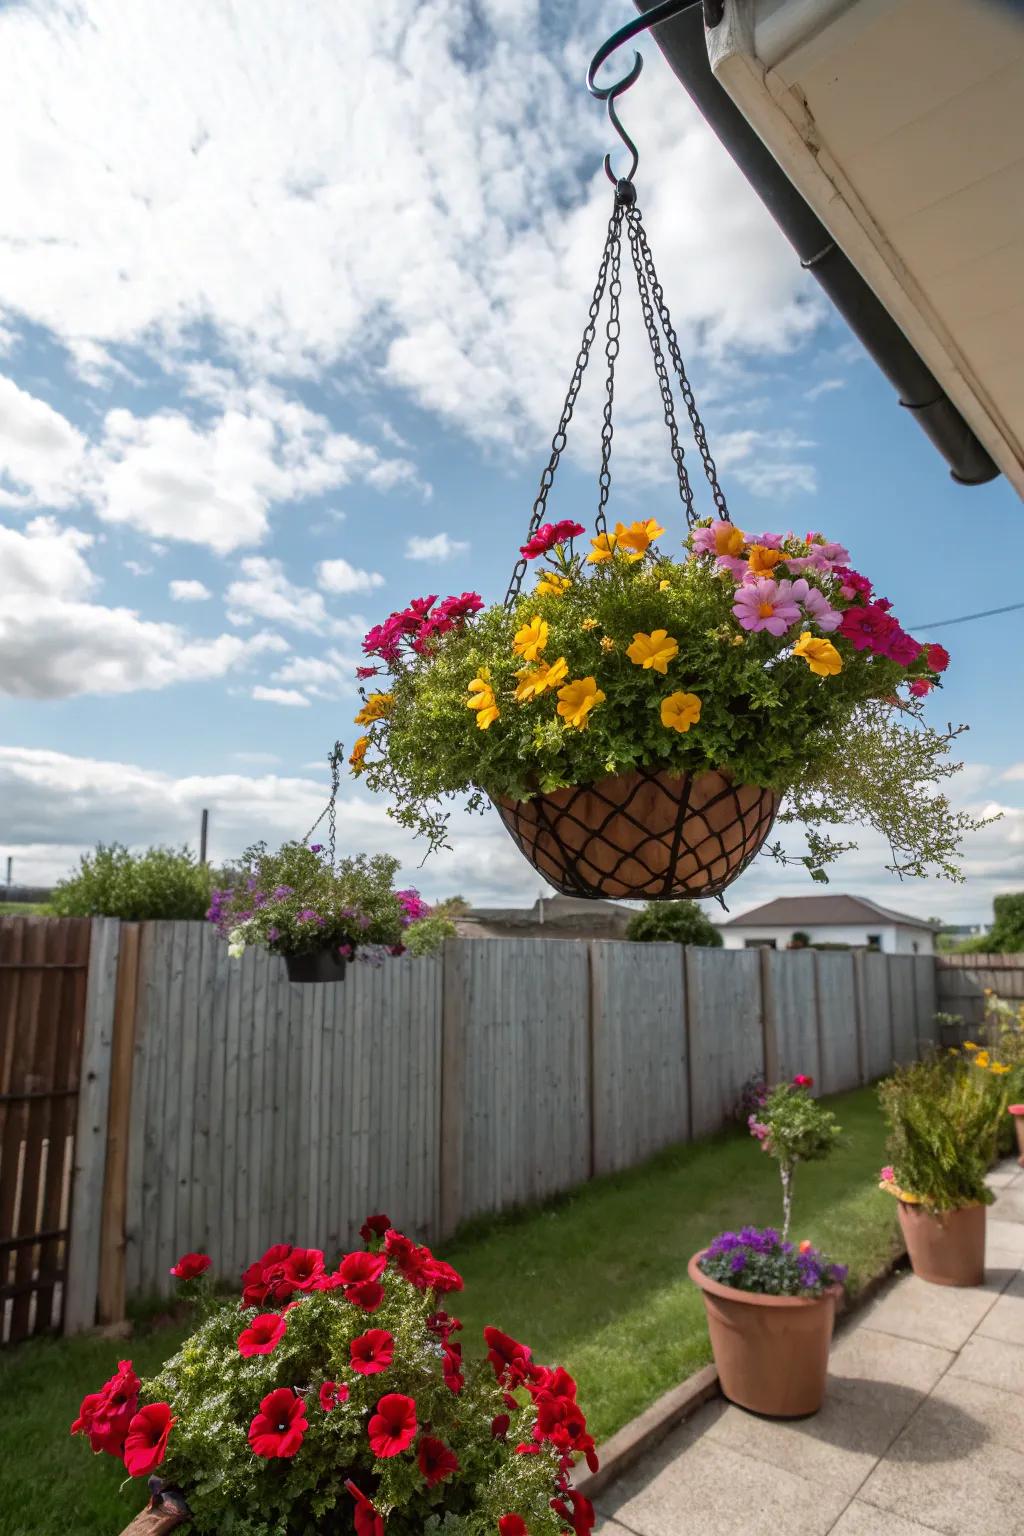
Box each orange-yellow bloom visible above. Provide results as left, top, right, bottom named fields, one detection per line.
left=556, top=676, right=606, bottom=730
left=512, top=615, right=549, bottom=661
left=587, top=532, right=617, bottom=564
left=793, top=632, right=842, bottom=677
left=536, top=573, right=572, bottom=598
left=615, top=518, right=664, bottom=561
left=466, top=668, right=500, bottom=729
left=660, top=691, right=701, bottom=733
left=626, top=629, right=679, bottom=675
left=711, top=522, right=746, bottom=557
left=747, top=544, right=785, bottom=576
left=659, top=579, right=671, bottom=592
left=354, top=692, right=394, bottom=725
left=514, top=655, right=568, bottom=702
left=348, top=736, right=369, bottom=774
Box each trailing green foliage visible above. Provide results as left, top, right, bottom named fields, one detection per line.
left=51, top=844, right=214, bottom=921
left=624, top=899, right=722, bottom=946
left=878, top=1056, right=999, bottom=1211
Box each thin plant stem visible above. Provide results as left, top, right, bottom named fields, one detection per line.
left=781, top=1163, right=794, bottom=1241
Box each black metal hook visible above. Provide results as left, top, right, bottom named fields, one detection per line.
left=587, top=0, right=722, bottom=187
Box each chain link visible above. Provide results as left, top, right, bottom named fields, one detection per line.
left=595, top=207, right=624, bottom=539
left=303, top=740, right=344, bottom=864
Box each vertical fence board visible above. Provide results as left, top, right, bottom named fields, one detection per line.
left=859, top=952, right=894, bottom=1081
left=687, top=948, right=763, bottom=1138
left=98, top=923, right=140, bottom=1325
left=913, top=955, right=939, bottom=1053
left=124, top=924, right=154, bottom=1298
left=814, top=953, right=860, bottom=1094
left=764, top=951, right=819, bottom=1086
left=889, top=957, right=917, bottom=1065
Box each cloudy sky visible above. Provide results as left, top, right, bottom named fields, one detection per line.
left=1, top=0, right=1021, bottom=922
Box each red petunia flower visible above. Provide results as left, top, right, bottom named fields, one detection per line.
left=238, top=1313, right=287, bottom=1357
left=339, top=1249, right=387, bottom=1312
left=484, top=1326, right=532, bottom=1385
left=499, top=1518, right=528, bottom=1536
left=550, top=1491, right=596, bottom=1536
left=350, top=1328, right=394, bottom=1375
left=442, top=1340, right=463, bottom=1394
left=360, top=1213, right=392, bottom=1242
left=355, top=666, right=379, bottom=680
left=241, top=1242, right=293, bottom=1308
left=426, top=1259, right=464, bottom=1294
left=519, top=520, right=586, bottom=559
left=319, top=1380, right=349, bottom=1412
left=435, top=591, right=484, bottom=623
left=346, top=1481, right=384, bottom=1536
left=368, top=1393, right=417, bottom=1458
left=491, top=1413, right=510, bottom=1440
left=909, top=678, right=933, bottom=697
left=169, top=1252, right=211, bottom=1281
left=792, top=1074, right=814, bottom=1089
left=384, top=1229, right=434, bottom=1290
left=248, top=1387, right=308, bottom=1458
left=926, top=643, right=950, bottom=673
left=70, top=1360, right=140, bottom=1457
left=417, top=1433, right=459, bottom=1489
left=123, top=1403, right=174, bottom=1478
left=282, top=1247, right=325, bottom=1291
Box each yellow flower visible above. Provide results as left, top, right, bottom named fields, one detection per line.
left=466, top=668, right=500, bottom=729
left=587, top=532, right=617, bottom=564
left=354, top=692, right=394, bottom=725
left=747, top=543, right=785, bottom=576
left=512, top=615, right=549, bottom=661
left=614, top=518, right=665, bottom=561
left=793, top=631, right=842, bottom=677
left=556, top=676, right=606, bottom=730
left=659, top=579, right=671, bottom=592
left=514, top=655, right=568, bottom=702
left=710, top=522, right=746, bottom=557
left=974, top=1051, right=990, bottom=1068
left=990, top=1062, right=1011, bottom=1075
left=731, top=634, right=745, bottom=647
left=348, top=735, right=369, bottom=774
left=600, top=636, right=616, bottom=653
left=626, top=629, right=679, bottom=675
left=581, top=617, right=600, bottom=631
left=536, top=573, right=572, bottom=598
left=963, top=1041, right=978, bottom=1051
left=660, top=691, right=701, bottom=733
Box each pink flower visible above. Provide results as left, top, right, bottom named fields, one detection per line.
left=839, top=602, right=899, bottom=654
left=806, top=534, right=850, bottom=565
left=796, top=581, right=842, bottom=633
left=733, top=578, right=801, bottom=636
left=519, top=521, right=585, bottom=559
left=886, top=629, right=921, bottom=667
left=832, top=566, right=872, bottom=603
left=909, top=679, right=933, bottom=697
left=692, top=519, right=743, bottom=557
left=436, top=591, right=484, bottom=622
left=747, top=1114, right=769, bottom=1141
left=718, top=554, right=751, bottom=581
left=792, top=1074, right=814, bottom=1088
left=881, top=1166, right=895, bottom=1183
left=926, top=643, right=950, bottom=673
left=748, top=531, right=785, bottom=549
left=355, top=665, right=379, bottom=680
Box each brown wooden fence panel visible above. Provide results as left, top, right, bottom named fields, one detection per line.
left=0, top=917, right=91, bottom=1342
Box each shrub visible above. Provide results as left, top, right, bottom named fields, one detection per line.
left=748, top=1078, right=841, bottom=1238
left=698, top=1227, right=846, bottom=1297
left=625, top=899, right=722, bottom=946
left=71, top=1226, right=597, bottom=1536
left=877, top=1055, right=1002, bottom=1211
left=51, top=843, right=213, bottom=920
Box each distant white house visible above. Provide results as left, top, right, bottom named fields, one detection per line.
left=717, top=894, right=939, bottom=955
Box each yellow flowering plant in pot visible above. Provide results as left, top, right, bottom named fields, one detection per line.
left=350, top=517, right=983, bottom=901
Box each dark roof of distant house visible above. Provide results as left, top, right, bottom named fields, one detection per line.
left=460, top=894, right=635, bottom=928
left=718, top=894, right=940, bottom=932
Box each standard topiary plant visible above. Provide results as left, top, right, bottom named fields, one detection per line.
left=748, top=1077, right=841, bottom=1239
left=625, top=899, right=722, bottom=946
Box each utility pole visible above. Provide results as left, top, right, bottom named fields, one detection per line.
left=199, top=809, right=209, bottom=865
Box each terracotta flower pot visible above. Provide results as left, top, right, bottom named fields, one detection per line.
left=897, top=1200, right=985, bottom=1287
left=1009, top=1106, right=1024, bottom=1167
left=284, top=949, right=348, bottom=984
left=492, top=766, right=779, bottom=901
left=688, top=1252, right=840, bottom=1418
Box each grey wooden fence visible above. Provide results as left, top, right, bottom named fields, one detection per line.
left=934, top=954, right=1024, bottom=1040
left=6, top=920, right=938, bottom=1334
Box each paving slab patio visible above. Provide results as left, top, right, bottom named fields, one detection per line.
left=595, top=1160, right=1024, bottom=1536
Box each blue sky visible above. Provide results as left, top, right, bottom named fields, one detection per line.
left=1, top=0, right=1021, bottom=921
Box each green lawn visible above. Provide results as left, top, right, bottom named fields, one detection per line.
left=0, top=901, right=49, bottom=915
left=0, top=1085, right=897, bottom=1536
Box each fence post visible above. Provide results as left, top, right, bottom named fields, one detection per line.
left=438, top=940, right=467, bottom=1242
left=97, top=923, right=141, bottom=1325
left=65, top=918, right=121, bottom=1334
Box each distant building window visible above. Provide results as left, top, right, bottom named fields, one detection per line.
left=744, top=938, right=776, bottom=949
left=866, top=934, right=882, bottom=951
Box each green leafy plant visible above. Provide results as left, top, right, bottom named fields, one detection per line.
left=625, top=899, right=722, bottom=946
left=70, top=1227, right=597, bottom=1536
left=877, top=1055, right=1000, bottom=1212
left=51, top=843, right=214, bottom=920
left=354, top=521, right=987, bottom=883
left=748, top=1078, right=841, bottom=1238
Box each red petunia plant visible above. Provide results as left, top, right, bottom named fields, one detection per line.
left=71, top=1221, right=597, bottom=1535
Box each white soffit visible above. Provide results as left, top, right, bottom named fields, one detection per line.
left=708, top=0, right=1024, bottom=496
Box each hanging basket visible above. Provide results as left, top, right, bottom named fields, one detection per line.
left=284, top=949, right=348, bottom=985
left=492, top=767, right=779, bottom=901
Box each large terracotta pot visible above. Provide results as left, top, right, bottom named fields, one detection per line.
left=492, top=767, right=779, bottom=901
left=284, top=949, right=348, bottom=984
left=897, top=1200, right=985, bottom=1287
left=688, top=1252, right=840, bottom=1418
left=1009, top=1106, right=1024, bottom=1167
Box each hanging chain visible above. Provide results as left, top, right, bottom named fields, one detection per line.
left=595, top=206, right=624, bottom=540
left=302, top=739, right=344, bottom=863
left=625, top=210, right=696, bottom=525
left=630, top=208, right=730, bottom=521
left=504, top=200, right=624, bottom=608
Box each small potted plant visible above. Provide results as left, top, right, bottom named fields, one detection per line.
left=877, top=1052, right=1006, bottom=1286
left=689, top=1077, right=845, bottom=1417
left=72, top=1222, right=598, bottom=1535
left=207, top=845, right=452, bottom=983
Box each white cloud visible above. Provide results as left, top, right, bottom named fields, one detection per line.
left=226, top=556, right=337, bottom=633
left=251, top=685, right=310, bottom=707
left=716, top=429, right=818, bottom=499
left=1001, top=764, right=1024, bottom=783
left=124, top=559, right=152, bottom=577
left=0, top=375, right=86, bottom=509
left=271, top=649, right=356, bottom=698
left=316, top=558, right=386, bottom=595
left=405, top=532, right=469, bottom=562
left=0, top=515, right=96, bottom=599
left=804, top=378, right=846, bottom=402
left=169, top=578, right=212, bottom=601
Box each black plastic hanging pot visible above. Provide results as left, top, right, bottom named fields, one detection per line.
left=284, top=949, right=348, bottom=985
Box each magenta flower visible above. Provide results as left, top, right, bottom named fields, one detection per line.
left=880, top=1166, right=895, bottom=1184
left=833, top=566, right=872, bottom=603
left=886, top=630, right=921, bottom=667
left=733, top=578, right=801, bottom=636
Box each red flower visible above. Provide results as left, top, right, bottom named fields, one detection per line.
left=886, top=629, right=921, bottom=667
left=123, top=1403, right=174, bottom=1478
left=384, top=1229, right=434, bottom=1289
left=519, top=520, right=586, bottom=559
left=484, top=1326, right=532, bottom=1385
left=499, top=1519, right=528, bottom=1536
left=351, top=1328, right=394, bottom=1375
left=426, top=1259, right=464, bottom=1294
left=417, top=1433, right=459, bottom=1488
left=241, top=1243, right=293, bottom=1308
left=926, top=643, right=950, bottom=673
left=282, top=1247, right=325, bottom=1291
left=238, top=1313, right=288, bottom=1357
left=346, top=1481, right=385, bottom=1536
left=491, top=1413, right=510, bottom=1439
left=436, top=591, right=484, bottom=622
left=909, top=678, right=933, bottom=697
left=792, top=1074, right=814, bottom=1089
left=360, top=1213, right=392, bottom=1242
left=368, top=1393, right=417, bottom=1458
left=551, top=1491, right=596, bottom=1536
left=248, top=1387, right=308, bottom=1458
left=426, top=1309, right=462, bottom=1341
left=839, top=601, right=899, bottom=655
left=169, top=1252, right=211, bottom=1281
left=339, top=1249, right=387, bottom=1312
left=355, top=666, right=379, bottom=680
left=70, top=1360, right=140, bottom=1457
left=320, top=1380, right=349, bottom=1412
left=442, top=1340, right=464, bottom=1394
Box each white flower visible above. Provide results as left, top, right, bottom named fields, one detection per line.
left=227, top=927, right=246, bottom=960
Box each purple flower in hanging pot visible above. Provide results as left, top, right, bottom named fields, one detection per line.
left=310, top=844, right=323, bottom=854
left=272, top=885, right=295, bottom=900
left=268, top=927, right=280, bottom=943
left=297, top=908, right=320, bottom=923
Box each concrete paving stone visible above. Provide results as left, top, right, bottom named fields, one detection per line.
left=989, top=1187, right=1024, bottom=1223
left=987, top=1167, right=1019, bottom=1189
left=857, top=1375, right=1024, bottom=1536
left=977, top=1267, right=1024, bottom=1346
left=827, top=1323, right=953, bottom=1394
left=987, top=1217, right=1024, bottom=1257
left=597, top=1415, right=849, bottom=1536
left=827, top=1501, right=946, bottom=1536
left=948, top=1332, right=1024, bottom=1396
left=594, top=1518, right=636, bottom=1535
left=857, top=1268, right=1008, bottom=1352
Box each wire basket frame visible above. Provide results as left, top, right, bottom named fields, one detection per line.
left=492, top=768, right=779, bottom=902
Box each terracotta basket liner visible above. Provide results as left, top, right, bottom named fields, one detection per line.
left=493, top=766, right=779, bottom=901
